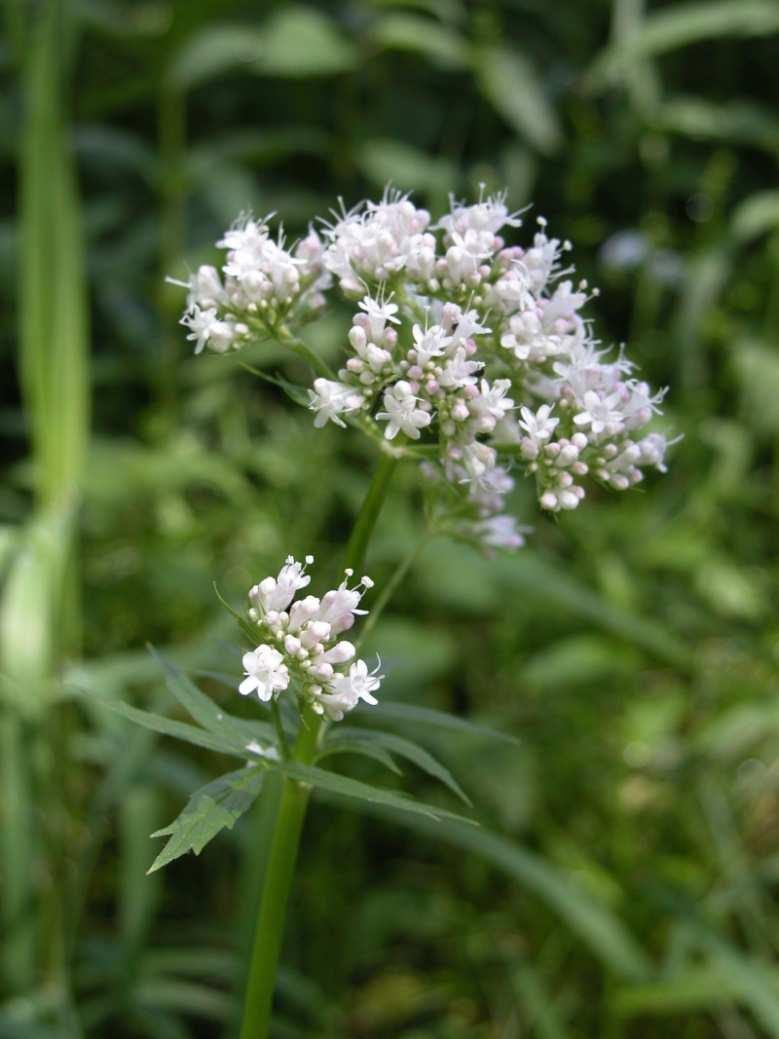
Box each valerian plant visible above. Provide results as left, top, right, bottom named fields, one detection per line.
left=126, top=187, right=674, bottom=1037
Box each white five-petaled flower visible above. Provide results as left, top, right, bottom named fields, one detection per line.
left=315, top=659, right=383, bottom=720
left=358, top=294, right=400, bottom=339
left=573, top=389, right=625, bottom=436
left=249, top=555, right=314, bottom=616
left=411, top=323, right=451, bottom=366
left=518, top=404, right=558, bottom=441
left=308, top=378, right=365, bottom=428
left=376, top=382, right=432, bottom=440
left=240, top=645, right=290, bottom=701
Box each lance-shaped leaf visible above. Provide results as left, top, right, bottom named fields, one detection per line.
left=368, top=701, right=520, bottom=747
left=323, top=727, right=470, bottom=805
left=149, top=768, right=264, bottom=873
left=102, top=701, right=249, bottom=758
left=281, top=761, right=475, bottom=825
left=149, top=647, right=270, bottom=747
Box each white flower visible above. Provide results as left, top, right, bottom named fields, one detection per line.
left=573, top=389, right=625, bottom=436
left=636, top=431, right=678, bottom=473
left=442, top=230, right=492, bottom=284
left=315, top=659, right=382, bottom=720
left=439, top=347, right=482, bottom=389
left=181, top=306, right=236, bottom=355
left=500, top=308, right=560, bottom=363
left=239, top=645, right=289, bottom=701
left=377, top=381, right=432, bottom=440
left=249, top=555, right=313, bottom=615
left=315, top=570, right=373, bottom=635
left=308, top=378, right=365, bottom=428
left=518, top=404, right=558, bottom=441
left=321, top=190, right=431, bottom=292
left=459, top=441, right=497, bottom=483
left=410, top=323, right=451, bottom=366
left=487, top=266, right=533, bottom=314
left=187, top=265, right=227, bottom=309
left=358, top=294, right=400, bottom=339
left=472, top=515, right=529, bottom=551
left=448, top=307, right=491, bottom=344
left=521, top=219, right=572, bottom=294
left=469, top=379, right=514, bottom=432
left=438, top=188, right=522, bottom=238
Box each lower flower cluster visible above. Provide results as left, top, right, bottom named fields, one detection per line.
left=239, top=556, right=382, bottom=721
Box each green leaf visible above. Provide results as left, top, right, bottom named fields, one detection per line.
left=150, top=648, right=259, bottom=747
left=168, top=8, right=357, bottom=91
left=370, top=701, right=520, bottom=747
left=281, top=762, right=475, bottom=825
left=590, top=1, right=779, bottom=88
left=700, top=933, right=779, bottom=1036
left=614, top=967, right=738, bottom=1017
left=238, top=361, right=310, bottom=408
left=101, top=700, right=248, bottom=758
left=318, top=735, right=402, bottom=776
left=732, top=191, right=779, bottom=243
left=369, top=13, right=469, bottom=69
left=329, top=727, right=471, bottom=804
left=382, top=815, right=651, bottom=980
left=492, top=553, right=692, bottom=669
left=658, top=96, right=779, bottom=153
left=475, top=45, right=561, bottom=155
left=149, top=768, right=264, bottom=873
left=257, top=6, right=357, bottom=77
left=511, top=962, right=573, bottom=1039
left=357, top=139, right=456, bottom=201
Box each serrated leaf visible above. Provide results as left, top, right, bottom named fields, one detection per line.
left=281, top=761, right=475, bottom=825
left=475, top=45, right=561, bottom=155
left=149, top=768, right=264, bottom=872
left=329, top=727, right=470, bottom=804
left=370, top=701, right=520, bottom=747
left=102, top=700, right=247, bottom=758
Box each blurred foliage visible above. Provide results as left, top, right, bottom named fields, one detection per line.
left=1, top=0, right=778, bottom=1036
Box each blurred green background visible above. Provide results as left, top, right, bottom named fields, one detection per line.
left=2, top=0, right=779, bottom=1035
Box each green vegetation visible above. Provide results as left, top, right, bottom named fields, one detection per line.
left=1, top=1, right=777, bottom=1036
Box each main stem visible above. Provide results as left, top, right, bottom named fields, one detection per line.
left=239, top=450, right=399, bottom=1039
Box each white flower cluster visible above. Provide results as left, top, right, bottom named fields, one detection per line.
left=307, top=190, right=673, bottom=545
left=175, top=188, right=674, bottom=550
left=172, top=215, right=328, bottom=354
left=239, top=556, right=381, bottom=721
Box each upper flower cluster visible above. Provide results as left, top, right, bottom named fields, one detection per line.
left=173, top=187, right=674, bottom=551
left=239, top=556, right=382, bottom=721
left=171, top=215, right=329, bottom=354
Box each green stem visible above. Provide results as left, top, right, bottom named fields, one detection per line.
left=239, top=713, right=319, bottom=1039
left=343, top=451, right=399, bottom=576
left=270, top=700, right=290, bottom=760
left=277, top=326, right=335, bottom=380
left=355, top=534, right=430, bottom=653
left=239, top=451, right=399, bottom=1036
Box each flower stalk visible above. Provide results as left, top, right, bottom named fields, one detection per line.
left=239, top=451, right=398, bottom=1037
